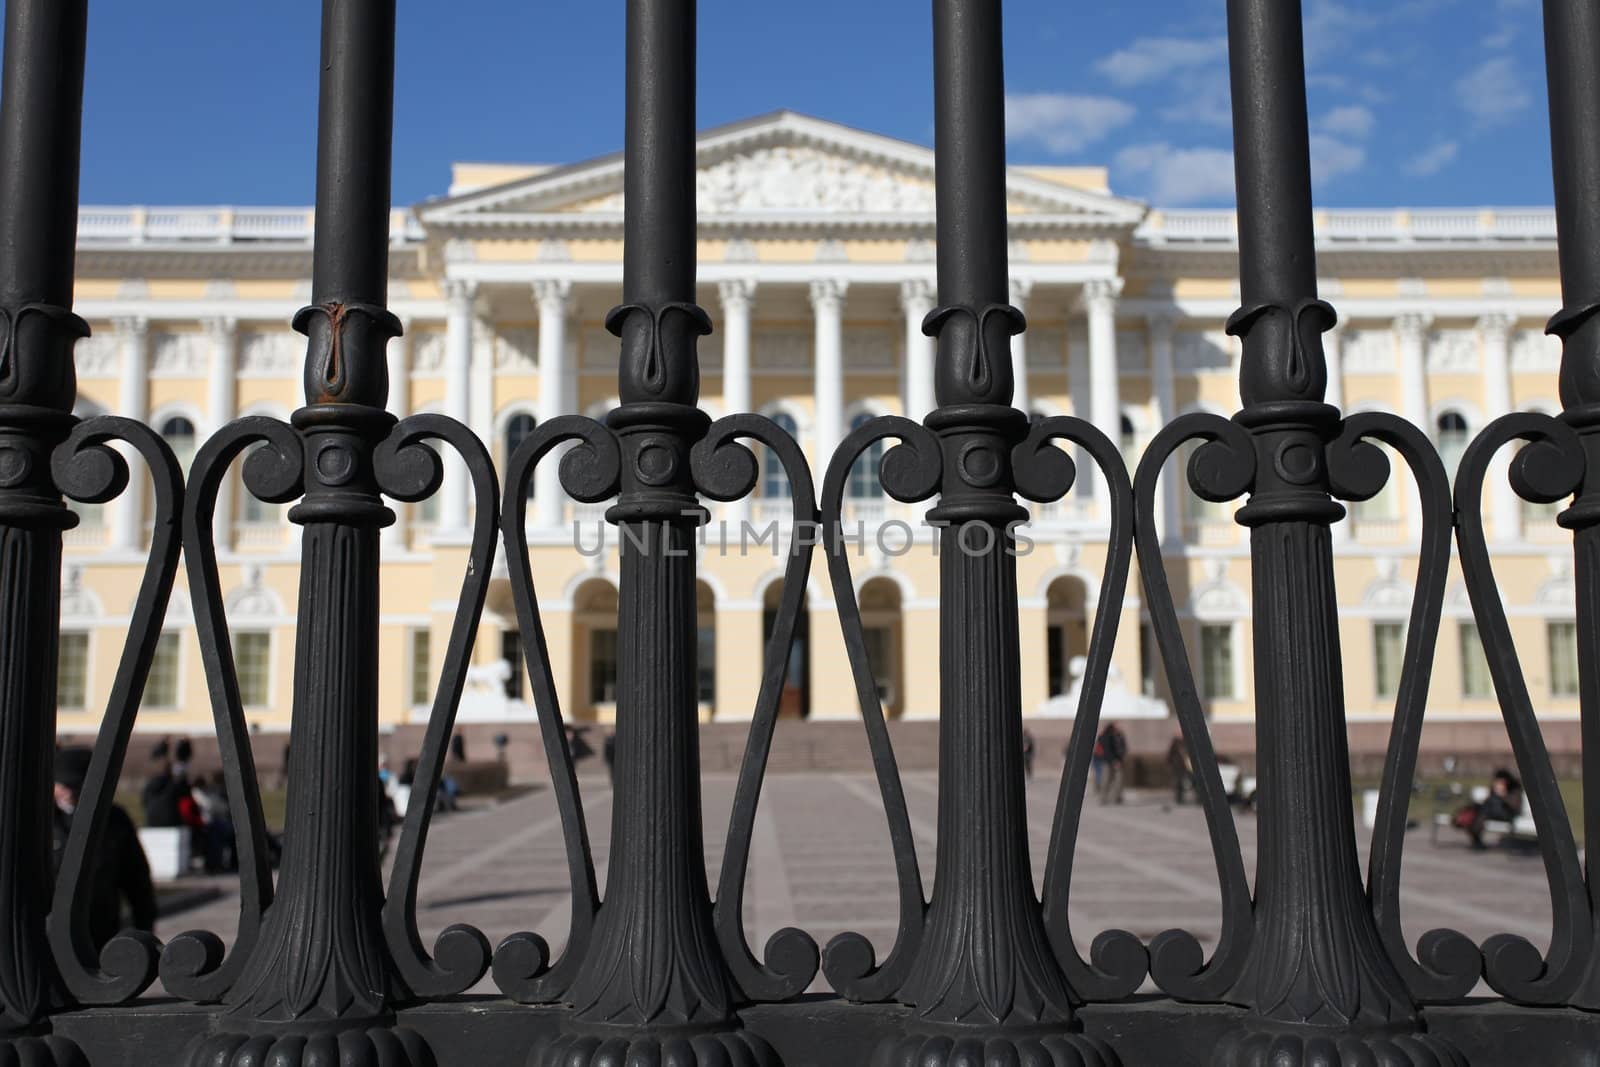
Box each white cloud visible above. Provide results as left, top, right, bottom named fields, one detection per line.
left=1456, top=56, right=1532, bottom=127
left=1004, top=93, right=1136, bottom=155
left=1094, top=36, right=1227, bottom=87
left=1403, top=140, right=1460, bottom=176
left=1309, top=134, right=1367, bottom=184
left=1115, top=142, right=1236, bottom=205
left=1318, top=105, right=1375, bottom=140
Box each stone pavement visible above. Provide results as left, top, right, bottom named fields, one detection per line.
left=153, top=772, right=1557, bottom=998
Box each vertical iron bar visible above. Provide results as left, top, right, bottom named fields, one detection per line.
left=1211, top=1, right=1460, bottom=1062
left=544, top=1, right=765, bottom=1063
left=0, top=1, right=88, bottom=1061
left=188, top=2, right=414, bottom=1064
left=1543, top=0, right=1600, bottom=1008
left=874, top=2, right=1113, bottom=1063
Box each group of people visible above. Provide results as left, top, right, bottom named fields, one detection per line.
left=140, top=738, right=237, bottom=874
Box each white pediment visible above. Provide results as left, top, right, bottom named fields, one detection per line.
left=420, top=111, right=1145, bottom=232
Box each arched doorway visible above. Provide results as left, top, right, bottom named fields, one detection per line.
left=1046, top=576, right=1089, bottom=698
left=571, top=578, right=620, bottom=722
left=857, top=577, right=904, bottom=718
left=763, top=579, right=809, bottom=719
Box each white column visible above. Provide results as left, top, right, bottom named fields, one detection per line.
left=1480, top=312, right=1520, bottom=543
left=112, top=317, right=149, bottom=551
left=1395, top=312, right=1432, bottom=539
left=1395, top=312, right=1432, bottom=431
left=204, top=317, right=238, bottom=553
left=719, top=279, right=755, bottom=526
left=383, top=319, right=412, bottom=552
left=1084, top=278, right=1123, bottom=519
left=1009, top=279, right=1034, bottom=414
left=441, top=278, right=476, bottom=533
left=900, top=278, right=936, bottom=422
left=1148, top=312, right=1179, bottom=545
left=534, top=279, right=572, bottom=528
left=1323, top=323, right=1349, bottom=546
left=811, top=279, right=848, bottom=470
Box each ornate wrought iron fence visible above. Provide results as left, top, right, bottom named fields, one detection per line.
left=2, top=0, right=1599, bottom=1063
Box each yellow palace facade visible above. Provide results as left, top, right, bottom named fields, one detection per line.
left=55, top=112, right=1581, bottom=750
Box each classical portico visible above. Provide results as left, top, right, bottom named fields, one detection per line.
left=420, top=111, right=1145, bottom=531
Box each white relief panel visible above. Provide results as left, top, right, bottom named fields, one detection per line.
left=843, top=327, right=896, bottom=372
left=411, top=331, right=447, bottom=375
left=74, top=331, right=120, bottom=378
left=1511, top=329, right=1561, bottom=373
left=1427, top=329, right=1479, bottom=373
left=238, top=331, right=302, bottom=377
left=1172, top=330, right=1233, bottom=373
left=495, top=328, right=537, bottom=372
left=150, top=332, right=210, bottom=378
left=1342, top=329, right=1394, bottom=374
left=753, top=329, right=812, bottom=372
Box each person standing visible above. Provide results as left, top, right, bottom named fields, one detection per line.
left=1167, top=732, right=1192, bottom=806
left=52, top=747, right=157, bottom=952
left=1097, top=722, right=1128, bottom=805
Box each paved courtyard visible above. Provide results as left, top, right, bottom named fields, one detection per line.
left=154, top=773, right=1558, bottom=998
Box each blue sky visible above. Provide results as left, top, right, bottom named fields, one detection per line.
left=61, top=0, right=1553, bottom=209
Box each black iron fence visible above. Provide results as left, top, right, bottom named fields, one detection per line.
left=2, top=0, right=1598, bottom=1064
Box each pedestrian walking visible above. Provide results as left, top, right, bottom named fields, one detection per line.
left=1097, top=722, right=1127, bottom=805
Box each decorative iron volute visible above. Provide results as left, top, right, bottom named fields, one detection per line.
left=294, top=300, right=402, bottom=408
left=0, top=303, right=86, bottom=411
left=610, top=300, right=710, bottom=406
left=928, top=302, right=1024, bottom=408
left=1229, top=297, right=1335, bottom=408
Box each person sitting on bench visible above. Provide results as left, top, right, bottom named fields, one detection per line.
left=1455, top=767, right=1523, bottom=851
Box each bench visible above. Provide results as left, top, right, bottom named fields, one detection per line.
left=1430, top=785, right=1539, bottom=847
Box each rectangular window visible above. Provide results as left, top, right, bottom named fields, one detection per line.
left=1460, top=622, right=1492, bottom=699
left=696, top=626, right=716, bottom=704
left=1199, top=624, right=1235, bottom=701
left=146, top=632, right=180, bottom=709
left=1550, top=621, right=1580, bottom=698
left=58, top=631, right=89, bottom=710
left=863, top=626, right=895, bottom=705
left=590, top=629, right=619, bottom=705
left=1373, top=622, right=1405, bottom=700
left=409, top=629, right=432, bottom=707
left=234, top=631, right=271, bottom=708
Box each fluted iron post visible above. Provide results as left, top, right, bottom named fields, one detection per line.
left=871, top=3, right=1114, bottom=1063
left=539, top=1, right=768, bottom=1063
left=1544, top=0, right=1600, bottom=1010
left=0, top=1, right=88, bottom=1060
left=1206, top=1, right=1458, bottom=1063
left=187, top=2, right=417, bottom=1063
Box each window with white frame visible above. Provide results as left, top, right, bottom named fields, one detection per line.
left=146, top=633, right=181, bottom=709
left=1549, top=620, right=1580, bottom=698
left=408, top=628, right=431, bottom=707
left=58, top=631, right=89, bottom=710
left=160, top=415, right=198, bottom=472
left=1373, top=621, right=1405, bottom=700
left=762, top=412, right=797, bottom=499
left=1435, top=410, right=1471, bottom=477
left=848, top=410, right=885, bottom=500
left=1459, top=622, right=1492, bottom=699
left=234, top=631, right=271, bottom=708
left=1199, top=624, right=1235, bottom=700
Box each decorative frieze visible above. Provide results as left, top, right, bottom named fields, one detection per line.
left=73, top=331, right=120, bottom=378
left=1172, top=329, right=1232, bottom=373
left=150, top=331, right=210, bottom=377
left=1427, top=328, right=1479, bottom=373
left=411, top=330, right=447, bottom=374
left=1342, top=328, right=1394, bottom=374
left=1511, top=328, right=1562, bottom=373
left=753, top=328, right=811, bottom=371
left=494, top=327, right=537, bottom=372
left=238, top=330, right=302, bottom=376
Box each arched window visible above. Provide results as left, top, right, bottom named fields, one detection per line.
left=1119, top=413, right=1138, bottom=471
left=160, top=415, right=198, bottom=471
left=1435, top=410, right=1471, bottom=475
left=762, top=411, right=797, bottom=499
left=848, top=410, right=885, bottom=499
left=504, top=412, right=537, bottom=498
